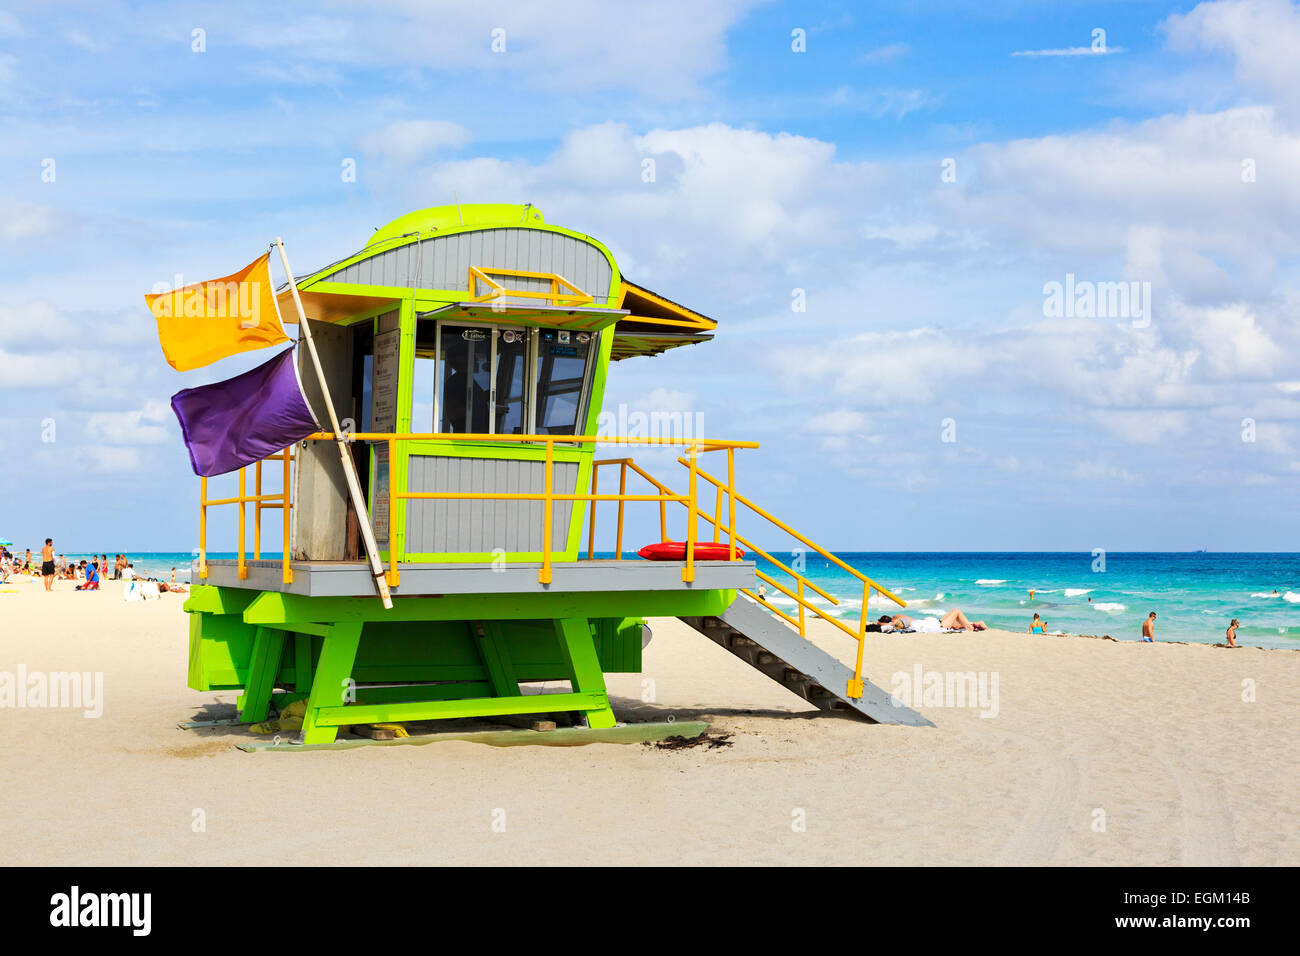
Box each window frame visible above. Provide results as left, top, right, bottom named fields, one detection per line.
left=420, top=315, right=599, bottom=438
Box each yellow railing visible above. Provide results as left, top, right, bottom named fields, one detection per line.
left=199, top=445, right=295, bottom=584
left=680, top=457, right=905, bottom=699
left=467, top=266, right=594, bottom=308
left=587, top=452, right=905, bottom=699
left=197, top=432, right=903, bottom=699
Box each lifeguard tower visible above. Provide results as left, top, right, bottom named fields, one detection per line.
left=183, top=204, right=930, bottom=748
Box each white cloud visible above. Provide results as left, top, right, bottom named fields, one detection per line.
left=362, top=120, right=470, bottom=164
left=85, top=401, right=171, bottom=445
left=74, top=445, right=142, bottom=473
left=222, top=0, right=759, bottom=98
left=856, top=43, right=910, bottom=64
left=0, top=201, right=57, bottom=241
left=1011, top=46, right=1127, bottom=57
left=0, top=348, right=79, bottom=388
left=1164, top=0, right=1300, bottom=122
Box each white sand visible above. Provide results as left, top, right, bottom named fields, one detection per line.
left=1, top=576, right=1296, bottom=866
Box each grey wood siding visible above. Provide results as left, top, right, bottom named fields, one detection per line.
left=405, top=455, right=580, bottom=554
left=327, top=228, right=613, bottom=301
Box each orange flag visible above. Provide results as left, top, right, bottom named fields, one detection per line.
left=146, top=253, right=290, bottom=371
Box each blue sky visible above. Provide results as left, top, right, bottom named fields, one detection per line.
left=4, top=0, right=1300, bottom=553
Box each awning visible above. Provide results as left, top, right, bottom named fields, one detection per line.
left=275, top=286, right=403, bottom=325
left=610, top=280, right=716, bottom=360
left=611, top=330, right=713, bottom=361
left=419, top=302, right=629, bottom=330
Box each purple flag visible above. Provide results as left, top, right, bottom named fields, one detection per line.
left=171, top=347, right=319, bottom=477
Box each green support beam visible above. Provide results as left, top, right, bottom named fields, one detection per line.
left=555, top=618, right=617, bottom=729
left=299, top=622, right=363, bottom=745
left=240, top=627, right=286, bottom=724
left=242, top=588, right=734, bottom=626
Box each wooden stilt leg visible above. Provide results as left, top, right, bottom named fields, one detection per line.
left=240, top=627, right=286, bottom=724
left=473, top=621, right=520, bottom=697
left=299, top=622, right=363, bottom=745
left=555, top=618, right=617, bottom=729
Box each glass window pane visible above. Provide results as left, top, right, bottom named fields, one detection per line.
left=534, top=329, right=592, bottom=435
left=438, top=325, right=490, bottom=433
left=493, top=328, right=529, bottom=434
left=412, top=355, right=435, bottom=432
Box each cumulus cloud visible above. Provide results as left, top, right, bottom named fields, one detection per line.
left=217, top=0, right=760, bottom=98
left=1165, top=0, right=1300, bottom=123
left=362, top=120, right=470, bottom=164
left=85, top=400, right=172, bottom=445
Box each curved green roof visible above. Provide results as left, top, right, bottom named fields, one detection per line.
left=366, top=203, right=546, bottom=248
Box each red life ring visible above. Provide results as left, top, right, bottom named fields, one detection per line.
left=637, top=541, right=746, bottom=561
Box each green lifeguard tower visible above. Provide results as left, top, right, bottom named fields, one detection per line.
left=183, top=204, right=930, bottom=748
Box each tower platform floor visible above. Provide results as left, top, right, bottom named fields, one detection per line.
left=195, top=558, right=756, bottom=597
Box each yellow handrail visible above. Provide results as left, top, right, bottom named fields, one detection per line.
left=678, top=456, right=905, bottom=606
left=199, top=446, right=295, bottom=585
left=196, top=430, right=899, bottom=700
left=467, top=266, right=594, bottom=308
left=298, top=433, right=754, bottom=586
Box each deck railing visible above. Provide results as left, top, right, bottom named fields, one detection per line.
left=197, top=432, right=904, bottom=698
left=586, top=453, right=906, bottom=698
left=198, top=434, right=756, bottom=589
left=198, top=446, right=295, bottom=584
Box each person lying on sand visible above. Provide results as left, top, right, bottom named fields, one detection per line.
left=879, top=614, right=912, bottom=630
left=1226, top=619, right=1239, bottom=648
left=940, top=609, right=987, bottom=631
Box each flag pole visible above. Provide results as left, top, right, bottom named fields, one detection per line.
left=274, top=237, right=393, bottom=610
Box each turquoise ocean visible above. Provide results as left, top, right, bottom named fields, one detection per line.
left=60, top=551, right=1300, bottom=650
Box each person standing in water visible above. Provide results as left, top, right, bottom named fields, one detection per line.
left=1226, top=619, right=1239, bottom=648
left=1141, top=612, right=1156, bottom=643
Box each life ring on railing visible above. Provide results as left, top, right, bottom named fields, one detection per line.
left=636, top=541, right=746, bottom=561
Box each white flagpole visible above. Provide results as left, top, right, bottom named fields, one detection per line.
left=274, top=237, right=393, bottom=610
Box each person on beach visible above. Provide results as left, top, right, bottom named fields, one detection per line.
left=76, top=559, right=100, bottom=591
left=1141, top=612, right=1156, bottom=642
left=1226, top=619, right=1239, bottom=648
left=879, top=614, right=912, bottom=630
left=41, top=538, right=55, bottom=592
left=1029, top=613, right=1046, bottom=634
left=940, top=609, right=987, bottom=631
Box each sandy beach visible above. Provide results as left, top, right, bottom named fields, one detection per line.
left=1, top=577, right=1296, bottom=867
